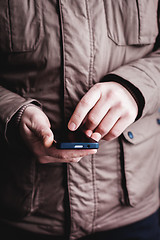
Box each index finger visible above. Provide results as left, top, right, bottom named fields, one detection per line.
left=68, top=86, right=101, bottom=131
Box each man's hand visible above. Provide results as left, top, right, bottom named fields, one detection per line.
left=68, top=82, right=138, bottom=141
left=19, top=106, right=97, bottom=163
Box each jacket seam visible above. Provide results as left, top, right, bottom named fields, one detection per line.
left=66, top=163, right=74, bottom=239
left=7, top=0, right=13, bottom=51
left=57, top=0, right=67, bottom=127
left=136, top=0, right=141, bottom=43
left=85, top=0, right=95, bottom=88
left=102, top=0, right=108, bottom=34
left=91, top=155, right=97, bottom=233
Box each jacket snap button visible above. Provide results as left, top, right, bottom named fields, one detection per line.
left=128, top=131, right=134, bottom=139
left=157, top=119, right=160, bottom=125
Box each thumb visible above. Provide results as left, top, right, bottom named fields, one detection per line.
left=42, top=128, right=54, bottom=148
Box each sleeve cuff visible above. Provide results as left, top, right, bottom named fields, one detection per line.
left=5, top=101, right=41, bottom=146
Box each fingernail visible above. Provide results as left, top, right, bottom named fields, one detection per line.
left=85, top=130, right=92, bottom=137
left=91, top=132, right=102, bottom=142
left=68, top=122, right=77, bottom=131
left=44, top=135, right=53, bottom=148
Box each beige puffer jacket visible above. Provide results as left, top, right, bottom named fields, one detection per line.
left=0, top=1, right=160, bottom=239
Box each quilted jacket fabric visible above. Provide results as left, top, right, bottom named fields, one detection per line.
left=0, top=1, right=160, bottom=239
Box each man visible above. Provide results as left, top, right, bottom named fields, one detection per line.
left=0, top=1, right=160, bottom=239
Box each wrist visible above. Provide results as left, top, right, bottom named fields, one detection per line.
left=6, top=103, right=41, bottom=146
left=15, top=104, right=33, bottom=127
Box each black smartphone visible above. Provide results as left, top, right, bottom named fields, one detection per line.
left=55, top=129, right=99, bottom=149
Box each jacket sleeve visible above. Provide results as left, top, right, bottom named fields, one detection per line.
left=103, top=1, right=160, bottom=119
left=105, top=38, right=160, bottom=119
left=0, top=85, right=41, bottom=143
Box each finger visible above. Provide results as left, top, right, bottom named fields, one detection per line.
left=43, top=130, right=54, bottom=148
left=27, top=123, right=54, bottom=148
left=93, top=106, right=122, bottom=139
left=38, top=156, right=83, bottom=164
left=85, top=129, right=93, bottom=137
left=103, top=116, right=133, bottom=141
left=39, top=148, right=97, bottom=164
left=48, top=147, right=97, bottom=159
left=89, top=132, right=102, bottom=142
left=84, top=97, right=111, bottom=131
left=68, top=86, right=101, bottom=131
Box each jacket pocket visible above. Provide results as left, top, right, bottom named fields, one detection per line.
left=121, top=111, right=160, bottom=206
left=0, top=0, right=43, bottom=53
left=104, top=0, right=159, bottom=46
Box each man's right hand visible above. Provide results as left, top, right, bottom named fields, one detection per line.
left=19, top=106, right=97, bottom=164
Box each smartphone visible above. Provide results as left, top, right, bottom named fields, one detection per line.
left=55, top=129, right=99, bottom=149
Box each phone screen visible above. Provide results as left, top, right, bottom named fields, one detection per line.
left=55, top=129, right=99, bottom=149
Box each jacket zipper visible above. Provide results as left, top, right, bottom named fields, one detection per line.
left=118, top=136, right=130, bottom=206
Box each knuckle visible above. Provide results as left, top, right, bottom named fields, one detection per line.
left=88, top=113, right=98, bottom=126
left=61, top=152, right=68, bottom=160
left=116, top=101, right=124, bottom=109
left=73, top=111, right=82, bottom=120
left=123, top=111, right=131, bottom=119
left=80, top=96, right=90, bottom=107
left=94, top=82, right=102, bottom=90
left=107, top=89, right=115, bottom=100
left=32, top=114, right=40, bottom=124
left=98, top=124, right=108, bottom=135
left=93, top=83, right=103, bottom=96
left=113, top=98, right=125, bottom=111
left=123, top=110, right=135, bottom=121
left=109, top=128, right=121, bottom=139
left=90, top=83, right=102, bottom=97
